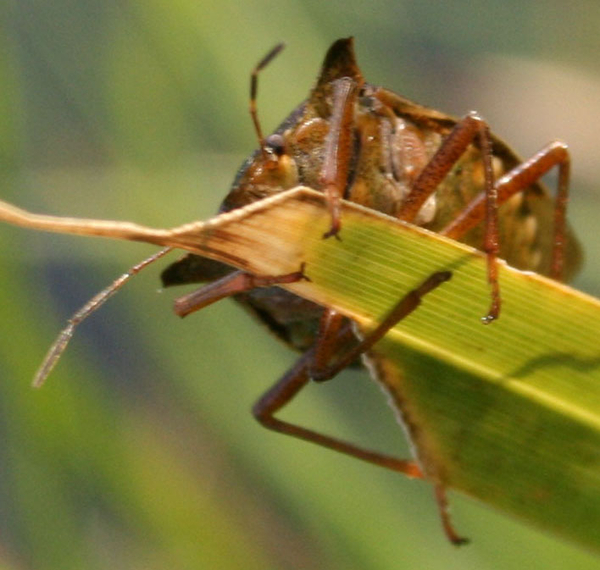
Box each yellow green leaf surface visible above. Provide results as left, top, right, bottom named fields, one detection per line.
left=148, top=186, right=599, bottom=553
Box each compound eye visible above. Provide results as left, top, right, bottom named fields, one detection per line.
left=264, top=133, right=286, bottom=156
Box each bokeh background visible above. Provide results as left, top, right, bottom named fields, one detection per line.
left=1, top=1, right=599, bottom=569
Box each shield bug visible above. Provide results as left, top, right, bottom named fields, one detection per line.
left=161, top=37, right=581, bottom=544
left=0, top=38, right=582, bottom=544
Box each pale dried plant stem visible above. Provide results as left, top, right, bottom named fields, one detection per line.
left=0, top=199, right=170, bottom=244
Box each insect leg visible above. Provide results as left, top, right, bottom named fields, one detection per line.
left=173, top=264, right=309, bottom=317
left=252, top=341, right=422, bottom=477
left=33, top=247, right=173, bottom=388
left=254, top=271, right=469, bottom=545
left=310, top=308, right=347, bottom=374
left=309, top=271, right=452, bottom=382
left=320, top=77, right=359, bottom=238
left=441, top=141, right=570, bottom=281
left=396, top=112, right=500, bottom=322
left=435, top=484, right=469, bottom=546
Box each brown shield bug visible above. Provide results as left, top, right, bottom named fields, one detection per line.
left=0, top=37, right=582, bottom=544
left=160, top=37, right=581, bottom=544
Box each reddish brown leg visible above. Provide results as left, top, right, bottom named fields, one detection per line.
left=173, top=263, right=309, bottom=317
left=320, top=77, right=360, bottom=239
left=396, top=112, right=500, bottom=323
left=253, top=270, right=468, bottom=544
left=310, top=271, right=452, bottom=382
left=252, top=346, right=422, bottom=477
left=310, top=308, right=347, bottom=374
left=174, top=269, right=450, bottom=476
left=435, top=485, right=469, bottom=546
left=442, top=141, right=570, bottom=281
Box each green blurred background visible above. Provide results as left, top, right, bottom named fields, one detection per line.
left=1, top=1, right=599, bottom=568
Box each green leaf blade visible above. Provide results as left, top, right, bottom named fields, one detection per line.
left=170, top=186, right=599, bottom=552
left=1, top=184, right=598, bottom=551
